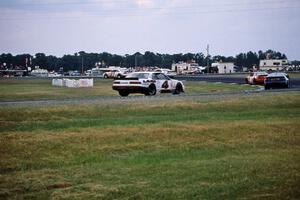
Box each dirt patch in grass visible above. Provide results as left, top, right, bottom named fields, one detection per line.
left=46, top=182, right=72, bottom=190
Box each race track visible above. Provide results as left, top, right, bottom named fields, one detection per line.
left=175, top=75, right=300, bottom=88
left=0, top=74, right=299, bottom=107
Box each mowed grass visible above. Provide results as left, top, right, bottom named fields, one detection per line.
left=0, top=78, right=117, bottom=101
left=0, top=78, right=258, bottom=101
left=289, top=73, right=300, bottom=78
left=0, top=92, right=299, bottom=199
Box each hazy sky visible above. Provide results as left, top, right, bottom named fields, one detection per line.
left=0, top=0, right=300, bottom=59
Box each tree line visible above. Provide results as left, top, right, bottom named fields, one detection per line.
left=0, top=49, right=293, bottom=72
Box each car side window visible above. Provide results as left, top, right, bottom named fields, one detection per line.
left=157, top=73, right=170, bottom=80
left=162, top=73, right=170, bottom=80
left=152, top=74, right=159, bottom=80
left=157, top=74, right=165, bottom=80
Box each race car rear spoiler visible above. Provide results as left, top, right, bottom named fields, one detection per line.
left=114, top=77, right=139, bottom=80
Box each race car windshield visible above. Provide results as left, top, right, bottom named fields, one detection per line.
left=127, top=73, right=149, bottom=79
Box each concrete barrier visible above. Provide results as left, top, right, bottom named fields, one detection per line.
left=52, top=78, right=93, bottom=87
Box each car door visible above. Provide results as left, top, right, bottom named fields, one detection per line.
left=153, top=73, right=172, bottom=91
left=160, top=73, right=175, bottom=90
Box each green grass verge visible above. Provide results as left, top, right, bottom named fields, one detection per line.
left=288, top=72, right=300, bottom=78
left=0, top=92, right=299, bottom=199
left=0, top=78, right=117, bottom=101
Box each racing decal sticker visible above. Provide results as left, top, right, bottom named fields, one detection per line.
left=162, top=81, right=169, bottom=89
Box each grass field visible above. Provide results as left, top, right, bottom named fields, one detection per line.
left=0, top=88, right=299, bottom=199
left=0, top=79, right=116, bottom=101
left=0, top=78, right=258, bottom=101
left=289, top=73, right=300, bottom=78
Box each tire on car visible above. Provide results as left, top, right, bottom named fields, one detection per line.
left=104, top=74, right=108, bottom=79
left=173, top=83, right=183, bottom=95
left=145, top=84, right=156, bottom=96
left=118, top=90, right=129, bottom=97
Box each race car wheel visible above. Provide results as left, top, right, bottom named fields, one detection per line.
left=104, top=74, right=108, bottom=79
left=119, top=90, right=129, bottom=97
left=253, top=79, right=256, bottom=85
left=264, top=86, right=270, bottom=90
left=117, top=74, right=121, bottom=79
left=146, top=84, right=156, bottom=96
left=173, top=83, right=183, bottom=95
left=245, top=78, right=249, bottom=84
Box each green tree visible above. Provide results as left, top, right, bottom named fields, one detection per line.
left=0, top=53, right=13, bottom=67
left=46, top=55, right=59, bottom=71
left=33, top=53, right=47, bottom=68
left=195, top=53, right=205, bottom=66
left=144, top=51, right=157, bottom=67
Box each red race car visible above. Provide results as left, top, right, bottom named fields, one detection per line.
left=245, top=72, right=268, bottom=85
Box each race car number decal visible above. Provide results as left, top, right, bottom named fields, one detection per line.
left=162, top=81, right=169, bottom=89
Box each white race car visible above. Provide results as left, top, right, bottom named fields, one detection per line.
left=103, top=69, right=127, bottom=79
left=112, top=72, right=185, bottom=96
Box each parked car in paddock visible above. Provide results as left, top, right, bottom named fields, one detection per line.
left=264, top=73, right=290, bottom=90
left=112, top=72, right=185, bottom=96
left=103, top=69, right=127, bottom=79
left=245, top=71, right=268, bottom=85
left=154, top=68, right=177, bottom=78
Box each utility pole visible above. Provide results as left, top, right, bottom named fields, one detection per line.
left=206, top=44, right=210, bottom=73
left=135, top=54, right=137, bottom=68
left=81, top=56, right=84, bottom=75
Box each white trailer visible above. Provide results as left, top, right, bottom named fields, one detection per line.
left=212, top=62, right=235, bottom=74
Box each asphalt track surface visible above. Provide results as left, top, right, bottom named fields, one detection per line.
left=175, top=75, right=300, bottom=88
left=2, top=74, right=300, bottom=87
